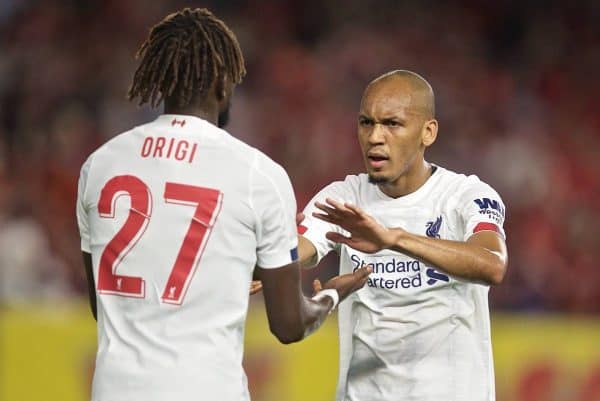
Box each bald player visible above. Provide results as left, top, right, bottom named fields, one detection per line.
left=298, top=70, right=508, bottom=401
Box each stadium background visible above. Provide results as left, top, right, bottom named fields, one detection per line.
left=0, top=1, right=598, bottom=400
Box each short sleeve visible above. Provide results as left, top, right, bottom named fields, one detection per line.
left=250, top=156, right=299, bottom=269
left=457, top=178, right=506, bottom=241
left=76, top=157, right=92, bottom=253
left=300, top=180, right=355, bottom=263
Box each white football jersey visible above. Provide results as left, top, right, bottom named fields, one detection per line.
left=76, top=114, right=298, bottom=401
left=301, top=166, right=506, bottom=401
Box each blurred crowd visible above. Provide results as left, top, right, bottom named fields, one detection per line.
left=0, top=0, right=598, bottom=312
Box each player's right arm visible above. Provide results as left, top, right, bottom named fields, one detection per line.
left=76, top=157, right=98, bottom=320
left=250, top=158, right=368, bottom=343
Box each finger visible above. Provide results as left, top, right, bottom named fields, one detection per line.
left=325, top=198, right=352, bottom=214
left=296, top=212, right=305, bottom=226
left=249, top=281, right=263, bottom=295
left=354, top=265, right=373, bottom=279
left=312, top=279, right=322, bottom=294
left=313, top=212, right=338, bottom=224
left=325, top=231, right=351, bottom=244
left=318, top=199, right=355, bottom=219
left=344, top=202, right=366, bottom=217
left=351, top=273, right=370, bottom=291
left=314, top=201, right=339, bottom=216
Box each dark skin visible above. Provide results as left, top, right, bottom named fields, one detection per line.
left=83, top=252, right=96, bottom=320
left=83, top=72, right=372, bottom=343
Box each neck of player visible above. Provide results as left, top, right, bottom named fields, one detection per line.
left=378, top=159, right=433, bottom=198
left=164, top=94, right=220, bottom=126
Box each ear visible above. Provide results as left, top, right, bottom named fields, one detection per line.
left=421, top=119, right=438, bottom=147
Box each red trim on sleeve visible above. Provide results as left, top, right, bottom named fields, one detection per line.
left=297, top=224, right=308, bottom=234
left=473, top=222, right=499, bottom=234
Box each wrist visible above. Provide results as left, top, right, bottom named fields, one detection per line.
left=382, top=227, right=404, bottom=249
left=312, top=288, right=339, bottom=313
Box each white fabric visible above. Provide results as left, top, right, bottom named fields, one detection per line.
left=76, top=114, right=298, bottom=401
left=312, top=288, right=340, bottom=311
left=301, top=166, right=506, bottom=401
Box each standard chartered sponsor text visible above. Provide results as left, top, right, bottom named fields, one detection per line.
left=350, top=254, right=422, bottom=289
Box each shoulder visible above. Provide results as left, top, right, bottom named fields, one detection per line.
left=208, top=127, right=287, bottom=177
left=77, top=126, right=138, bottom=203
left=242, top=148, right=295, bottom=209
left=435, top=167, right=505, bottom=221
left=457, top=175, right=503, bottom=204
left=82, top=125, right=143, bottom=169
left=434, top=166, right=501, bottom=199
left=315, top=173, right=366, bottom=200
left=245, top=145, right=289, bottom=187
left=432, top=166, right=470, bottom=189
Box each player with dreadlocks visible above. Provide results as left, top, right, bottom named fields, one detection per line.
left=76, top=8, right=370, bottom=401
left=127, top=8, right=245, bottom=125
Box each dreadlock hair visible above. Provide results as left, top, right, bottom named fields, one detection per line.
left=128, top=8, right=246, bottom=108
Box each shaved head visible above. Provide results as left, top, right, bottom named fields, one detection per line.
left=364, top=70, right=435, bottom=119
left=357, top=69, right=439, bottom=197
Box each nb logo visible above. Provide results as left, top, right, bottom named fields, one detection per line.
left=171, top=118, right=186, bottom=127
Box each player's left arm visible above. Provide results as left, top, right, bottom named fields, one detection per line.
left=313, top=198, right=507, bottom=285
left=82, top=252, right=97, bottom=320
left=386, top=229, right=506, bottom=285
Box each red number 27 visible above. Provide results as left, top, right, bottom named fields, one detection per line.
left=96, top=175, right=222, bottom=305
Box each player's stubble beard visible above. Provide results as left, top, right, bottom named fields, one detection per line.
left=368, top=174, right=389, bottom=184
left=366, top=162, right=389, bottom=184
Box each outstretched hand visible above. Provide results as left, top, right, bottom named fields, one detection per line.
left=313, top=198, right=397, bottom=254
left=312, top=265, right=372, bottom=302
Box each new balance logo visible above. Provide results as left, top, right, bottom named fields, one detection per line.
left=171, top=118, right=186, bottom=127
left=474, top=198, right=505, bottom=217
left=425, top=216, right=442, bottom=238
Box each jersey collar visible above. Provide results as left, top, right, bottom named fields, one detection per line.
left=373, top=164, right=442, bottom=203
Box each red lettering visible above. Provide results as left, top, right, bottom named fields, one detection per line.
left=188, top=143, right=198, bottom=163
left=166, top=137, right=175, bottom=158
left=141, top=137, right=153, bottom=157
left=175, top=140, right=189, bottom=161
left=153, top=137, right=166, bottom=157
left=140, top=137, right=197, bottom=163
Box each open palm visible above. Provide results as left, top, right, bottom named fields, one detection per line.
left=313, top=198, right=394, bottom=254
